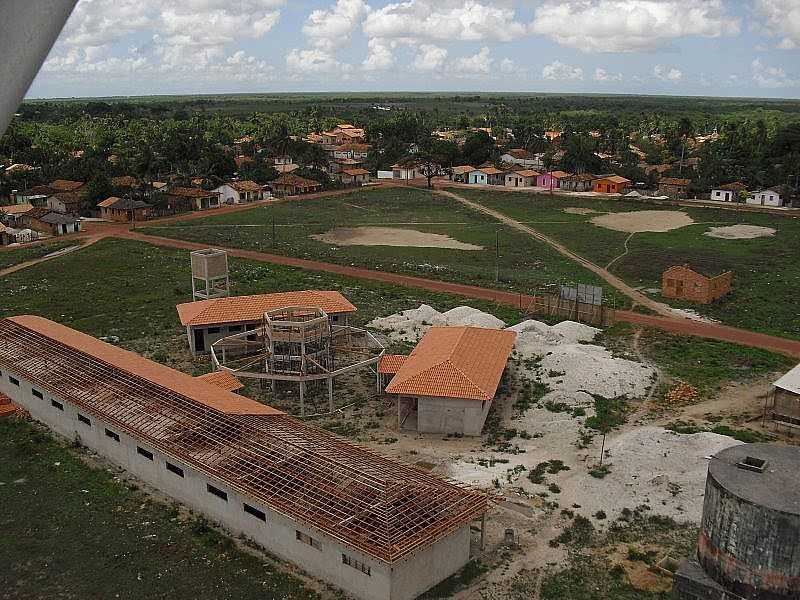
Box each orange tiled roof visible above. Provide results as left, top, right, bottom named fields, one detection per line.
left=176, top=290, right=357, bottom=327
left=49, top=179, right=84, bottom=192
left=386, top=327, right=516, bottom=401
left=111, top=176, right=138, bottom=188
left=378, top=354, right=408, bottom=375
left=513, top=169, right=540, bottom=177
left=169, top=187, right=217, bottom=198
left=451, top=165, right=475, bottom=175
left=549, top=171, right=571, bottom=179
left=196, top=370, right=245, bottom=392
left=342, top=168, right=370, bottom=176
left=478, top=167, right=503, bottom=175
left=230, top=180, right=262, bottom=193
left=272, top=174, right=321, bottom=188
left=505, top=148, right=533, bottom=159
left=5, top=315, right=279, bottom=416
left=0, top=203, right=33, bottom=215
left=98, top=196, right=121, bottom=208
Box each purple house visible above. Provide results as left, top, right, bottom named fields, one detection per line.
left=536, top=171, right=571, bottom=189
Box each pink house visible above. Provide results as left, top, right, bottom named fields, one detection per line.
left=536, top=170, right=571, bottom=189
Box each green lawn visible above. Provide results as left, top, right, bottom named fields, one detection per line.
left=0, top=418, right=319, bottom=600
left=453, top=189, right=800, bottom=340
left=0, top=239, right=77, bottom=270
left=138, top=187, right=627, bottom=306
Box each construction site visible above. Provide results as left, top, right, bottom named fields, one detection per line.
left=2, top=239, right=799, bottom=600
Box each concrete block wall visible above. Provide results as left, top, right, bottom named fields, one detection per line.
left=0, top=366, right=468, bottom=600
left=418, top=396, right=491, bottom=436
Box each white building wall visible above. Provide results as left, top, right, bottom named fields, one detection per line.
left=0, top=366, right=472, bottom=600
left=417, top=396, right=491, bottom=436
left=747, top=191, right=782, bottom=206
left=212, top=184, right=241, bottom=205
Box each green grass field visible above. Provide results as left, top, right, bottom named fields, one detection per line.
left=0, top=236, right=521, bottom=362
left=453, top=189, right=800, bottom=340
left=0, top=239, right=77, bottom=270
left=138, top=187, right=628, bottom=306
left=0, top=418, right=319, bottom=600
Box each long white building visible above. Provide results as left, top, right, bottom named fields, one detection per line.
left=0, top=315, right=487, bottom=600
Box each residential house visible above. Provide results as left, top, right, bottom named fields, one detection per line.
left=0, top=203, right=34, bottom=226
left=338, top=168, right=370, bottom=186
left=747, top=185, right=791, bottom=207
left=711, top=182, right=747, bottom=203
left=111, top=175, right=138, bottom=189
left=0, top=224, right=37, bottom=246
left=592, top=175, right=631, bottom=194
left=391, top=162, right=420, bottom=180
left=451, top=165, right=474, bottom=183
left=12, top=185, right=53, bottom=205
left=504, top=170, right=539, bottom=188
left=271, top=174, right=322, bottom=197
left=165, top=187, right=221, bottom=212
left=49, top=179, right=86, bottom=197
left=21, top=207, right=81, bottom=236
left=561, top=173, right=597, bottom=192
left=47, top=192, right=83, bottom=215
left=500, top=149, right=542, bottom=169
left=770, top=364, right=800, bottom=429
left=176, top=290, right=356, bottom=355
left=537, top=171, right=571, bottom=189
left=468, top=167, right=504, bottom=185
left=234, top=155, right=254, bottom=169
left=329, top=158, right=364, bottom=174
left=212, top=181, right=267, bottom=204
left=657, top=177, right=691, bottom=198
left=97, top=197, right=153, bottom=222
left=333, top=143, right=371, bottom=161
left=385, top=326, right=517, bottom=436
left=662, top=264, right=732, bottom=304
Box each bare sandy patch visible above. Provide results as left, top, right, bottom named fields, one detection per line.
left=591, top=210, right=695, bottom=233
left=312, top=226, right=483, bottom=250
left=704, top=224, right=776, bottom=239
left=563, top=207, right=598, bottom=215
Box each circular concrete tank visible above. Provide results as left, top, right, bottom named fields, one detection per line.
left=698, top=443, right=800, bottom=599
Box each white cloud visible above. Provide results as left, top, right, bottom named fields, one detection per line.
left=303, top=0, right=370, bottom=52
left=654, top=65, right=683, bottom=82
left=499, top=58, right=517, bottom=74
left=451, top=47, right=493, bottom=74
left=542, top=60, right=583, bottom=81
left=751, top=58, right=798, bottom=88
left=413, top=45, right=448, bottom=72
left=363, top=0, right=528, bottom=43
left=594, top=67, right=623, bottom=82
left=530, top=1, right=739, bottom=52
left=286, top=48, right=347, bottom=74
left=753, top=0, right=800, bottom=50
left=362, top=38, right=397, bottom=71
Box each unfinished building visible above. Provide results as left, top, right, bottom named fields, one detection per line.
left=672, top=443, right=800, bottom=600
left=210, top=305, right=384, bottom=416
left=662, top=265, right=733, bottom=304
left=177, top=290, right=357, bottom=355
left=385, top=326, right=516, bottom=436
left=0, top=315, right=487, bottom=600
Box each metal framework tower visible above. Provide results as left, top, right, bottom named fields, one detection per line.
left=190, top=248, right=229, bottom=301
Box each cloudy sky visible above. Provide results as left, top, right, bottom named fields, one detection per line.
left=28, top=0, right=800, bottom=98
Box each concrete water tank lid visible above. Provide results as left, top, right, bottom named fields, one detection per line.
left=709, top=443, right=800, bottom=516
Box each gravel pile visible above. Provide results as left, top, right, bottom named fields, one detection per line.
left=368, top=304, right=505, bottom=342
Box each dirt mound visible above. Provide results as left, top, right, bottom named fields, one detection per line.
left=704, top=224, right=776, bottom=239
left=591, top=210, right=694, bottom=233
left=312, top=227, right=483, bottom=250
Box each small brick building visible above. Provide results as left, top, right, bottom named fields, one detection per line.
left=662, top=264, right=732, bottom=304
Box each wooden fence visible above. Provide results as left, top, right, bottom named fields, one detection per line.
left=525, top=293, right=616, bottom=327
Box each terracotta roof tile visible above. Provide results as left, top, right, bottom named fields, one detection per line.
left=230, top=180, right=262, bottom=193
left=196, top=370, right=245, bottom=392
left=451, top=165, right=475, bottom=175
left=342, top=168, right=370, bottom=176
left=98, top=196, right=121, bottom=208
left=176, top=290, right=357, bottom=327
left=0, top=203, right=34, bottom=215
left=4, top=316, right=279, bottom=416
left=169, top=187, right=218, bottom=198
left=49, top=179, right=84, bottom=192
left=272, top=174, right=321, bottom=188
left=513, top=169, right=540, bottom=177
left=386, top=327, right=516, bottom=400
left=378, top=354, right=407, bottom=375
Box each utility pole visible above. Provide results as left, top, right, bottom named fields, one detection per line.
left=272, top=213, right=276, bottom=249
left=495, top=229, right=500, bottom=283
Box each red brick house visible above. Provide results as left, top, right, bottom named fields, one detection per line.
left=662, top=265, right=732, bottom=304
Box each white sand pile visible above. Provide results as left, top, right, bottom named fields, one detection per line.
left=577, top=427, right=742, bottom=522
left=311, top=227, right=483, bottom=250
left=591, top=210, right=695, bottom=233
left=704, top=224, right=776, bottom=239
left=368, top=304, right=505, bottom=342
left=538, top=345, right=655, bottom=399
left=509, top=319, right=599, bottom=355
